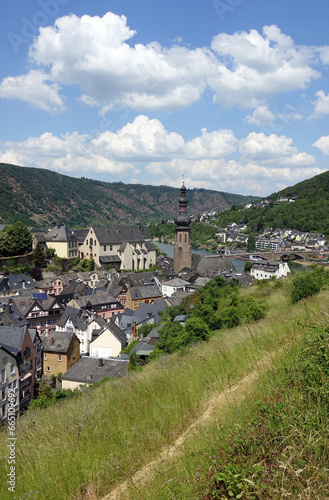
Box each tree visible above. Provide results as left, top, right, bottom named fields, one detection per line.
left=0, top=222, right=32, bottom=257
left=76, top=258, right=95, bottom=272
left=247, top=233, right=256, bottom=252
left=32, top=242, right=45, bottom=268
left=244, top=261, right=254, bottom=273
left=30, top=267, right=43, bottom=281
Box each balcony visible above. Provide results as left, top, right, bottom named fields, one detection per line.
left=18, top=360, right=32, bottom=375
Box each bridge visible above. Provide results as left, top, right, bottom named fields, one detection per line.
left=230, top=250, right=327, bottom=262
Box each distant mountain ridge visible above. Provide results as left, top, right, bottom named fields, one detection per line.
left=0, top=163, right=257, bottom=227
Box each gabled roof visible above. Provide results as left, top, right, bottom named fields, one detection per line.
left=128, top=284, right=161, bottom=300
left=42, top=331, right=78, bottom=353
left=72, top=291, right=120, bottom=308
left=91, top=319, right=127, bottom=346
left=162, top=278, right=190, bottom=287
left=90, top=225, right=150, bottom=245
left=0, top=326, right=27, bottom=351
left=132, top=298, right=168, bottom=324
left=62, top=357, right=128, bottom=383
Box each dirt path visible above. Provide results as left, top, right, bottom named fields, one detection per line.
left=102, top=353, right=274, bottom=500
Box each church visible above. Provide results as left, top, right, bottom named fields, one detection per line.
left=173, top=182, right=192, bottom=273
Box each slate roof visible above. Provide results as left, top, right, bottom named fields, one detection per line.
left=7, top=274, right=35, bottom=291
left=72, top=228, right=89, bottom=243
left=128, top=284, right=161, bottom=300
left=162, top=278, right=190, bottom=288
left=195, top=256, right=234, bottom=275
left=91, top=225, right=150, bottom=245
left=132, top=298, right=168, bottom=324
left=42, top=331, right=77, bottom=353
left=99, top=255, right=122, bottom=264
left=62, top=357, right=129, bottom=383
left=72, top=291, right=120, bottom=308
left=45, top=225, right=77, bottom=242
left=0, top=326, right=26, bottom=351
left=165, top=290, right=189, bottom=307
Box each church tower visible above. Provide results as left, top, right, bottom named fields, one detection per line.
left=173, top=182, right=192, bottom=273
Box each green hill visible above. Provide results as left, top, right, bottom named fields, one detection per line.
left=0, top=163, right=257, bottom=227
left=215, top=170, right=329, bottom=234
left=1, top=273, right=329, bottom=499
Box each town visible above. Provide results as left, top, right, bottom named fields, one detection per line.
left=1, top=182, right=308, bottom=421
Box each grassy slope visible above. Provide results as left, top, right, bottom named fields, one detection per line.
left=0, top=278, right=328, bottom=499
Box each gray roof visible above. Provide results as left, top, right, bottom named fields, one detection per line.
left=132, top=298, right=168, bottom=324
left=99, top=255, right=122, bottom=264
left=0, top=326, right=27, bottom=351
left=42, top=331, right=77, bottom=353
left=195, top=256, right=234, bottom=274
left=45, top=225, right=77, bottom=243
left=7, top=274, right=35, bottom=291
left=72, top=228, right=89, bottom=243
left=128, top=284, right=161, bottom=300
left=62, top=357, right=129, bottom=383
left=91, top=225, right=150, bottom=245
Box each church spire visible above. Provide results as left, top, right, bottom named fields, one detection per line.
left=173, top=181, right=192, bottom=273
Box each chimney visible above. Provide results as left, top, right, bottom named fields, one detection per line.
left=98, top=358, right=103, bottom=367
left=50, top=338, right=54, bottom=346
left=132, top=322, right=137, bottom=337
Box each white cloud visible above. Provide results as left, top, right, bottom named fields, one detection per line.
left=313, top=135, right=329, bottom=156
left=244, top=106, right=276, bottom=126
left=209, top=25, right=320, bottom=108
left=0, top=70, right=65, bottom=112
left=310, top=90, right=329, bottom=119
left=0, top=119, right=321, bottom=196
left=0, top=15, right=322, bottom=115
left=27, top=12, right=214, bottom=112
left=239, top=132, right=315, bottom=165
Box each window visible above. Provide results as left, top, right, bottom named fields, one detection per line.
left=104, top=245, right=107, bottom=251
left=10, top=364, right=15, bottom=375
left=2, top=403, right=6, bottom=418
left=2, top=356, right=7, bottom=366
left=46, top=366, right=50, bottom=372
left=1, top=369, right=6, bottom=384
left=12, top=380, right=17, bottom=391
left=2, top=387, right=6, bottom=401
left=44, top=354, right=47, bottom=361
left=58, top=355, right=62, bottom=362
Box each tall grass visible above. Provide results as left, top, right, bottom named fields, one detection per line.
left=1, top=280, right=329, bottom=499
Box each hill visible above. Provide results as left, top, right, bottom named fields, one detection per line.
left=1, top=274, right=329, bottom=499
left=214, top=170, right=329, bottom=234
left=0, top=163, right=257, bottom=227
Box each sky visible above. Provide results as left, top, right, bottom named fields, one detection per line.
left=0, top=0, right=329, bottom=197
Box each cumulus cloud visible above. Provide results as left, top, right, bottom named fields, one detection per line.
left=244, top=106, right=276, bottom=126
left=209, top=25, right=320, bottom=108
left=0, top=70, right=65, bottom=112
left=239, top=132, right=315, bottom=165
left=310, top=90, right=329, bottom=119
left=0, top=116, right=321, bottom=196
left=0, top=14, right=323, bottom=114
left=313, top=135, right=329, bottom=156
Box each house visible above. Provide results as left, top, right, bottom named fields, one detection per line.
left=67, top=290, right=124, bottom=319
left=44, top=225, right=79, bottom=259
left=161, top=278, right=190, bottom=297
left=11, top=295, right=65, bottom=337
left=29, top=329, right=42, bottom=381
left=42, top=331, right=80, bottom=377
left=78, top=224, right=156, bottom=270
left=89, top=319, right=127, bottom=358
left=61, top=357, right=129, bottom=390
left=255, top=238, right=284, bottom=251
left=55, top=306, right=107, bottom=354
left=0, top=345, right=20, bottom=422
left=129, top=327, right=160, bottom=360
left=0, top=325, right=37, bottom=411
left=0, top=274, right=36, bottom=298
left=126, top=284, right=162, bottom=311
left=251, top=261, right=290, bottom=280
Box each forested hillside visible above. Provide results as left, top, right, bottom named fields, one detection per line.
left=0, top=163, right=257, bottom=227
left=214, top=170, right=329, bottom=234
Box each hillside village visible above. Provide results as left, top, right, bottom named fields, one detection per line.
left=3, top=180, right=329, bottom=420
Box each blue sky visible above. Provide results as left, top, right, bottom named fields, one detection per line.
left=0, top=0, right=329, bottom=196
